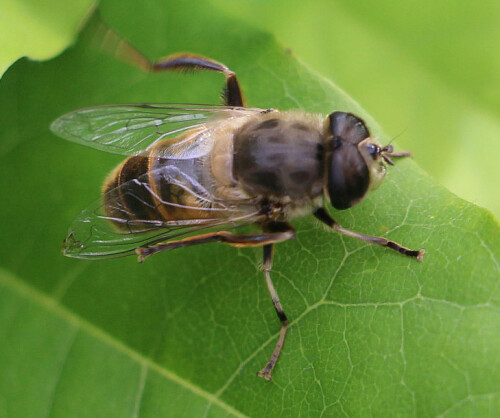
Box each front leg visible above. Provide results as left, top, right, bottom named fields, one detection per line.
left=313, top=207, right=424, bottom=261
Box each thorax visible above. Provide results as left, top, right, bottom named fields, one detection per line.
left=232, top=111, right=325, bottom=207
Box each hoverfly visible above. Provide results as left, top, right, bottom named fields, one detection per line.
left=51, top=48, right=424, bottom=381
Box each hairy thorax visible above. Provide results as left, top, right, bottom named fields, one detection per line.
left=232, top=111, right=325, bottom=213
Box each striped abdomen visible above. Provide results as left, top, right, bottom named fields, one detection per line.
left=102, top=142, right=214, bottom=231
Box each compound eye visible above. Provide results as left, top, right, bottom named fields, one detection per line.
left=329, top=112, right=370, bottom=145
left=367, top=144, right=380, bottom=159
left=327, top=143, right=370, bottom=210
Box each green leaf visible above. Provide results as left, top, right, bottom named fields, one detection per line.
left=0, top=269, right=242, bottom=417
left=0, top=0, right=95, bottom=78
left=0, top=2, right=499, bottom=417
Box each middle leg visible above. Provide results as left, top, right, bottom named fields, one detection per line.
left=136, top=220, right=296, bottom=380
left=257, top=241, right=289, bottom=381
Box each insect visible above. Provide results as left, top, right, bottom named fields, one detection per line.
left=51, top=49, right=424, bottom=381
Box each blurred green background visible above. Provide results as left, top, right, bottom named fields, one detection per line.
left=1, top=0, right=499, bottom=220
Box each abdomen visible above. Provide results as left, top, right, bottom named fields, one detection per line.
left=102, top=145, right=215, bottom=231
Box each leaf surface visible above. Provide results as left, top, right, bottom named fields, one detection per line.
left=0, top=1, right=499, bottom=417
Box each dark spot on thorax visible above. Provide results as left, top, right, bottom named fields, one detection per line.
left=291, top=122, right=310, bottom=131
left=256, top=118, right=280, bottom=130
left=290, top=170, right=310, bottom=184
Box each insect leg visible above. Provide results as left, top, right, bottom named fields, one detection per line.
left=313, top=207, right=425, bottom=261
left=152, top=54, right=245, bottom=107
left=135, top=226, right=296, bottom=261
left=137, top=222, right=296, bottom=379
left=257, top=241, right=289, bottom=381
left=93, top=22, right=245, bottom=106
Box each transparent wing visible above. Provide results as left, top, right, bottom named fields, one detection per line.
left=51, top=103, right=265, bottom=156
left=63, top=166, right=262, bottom=259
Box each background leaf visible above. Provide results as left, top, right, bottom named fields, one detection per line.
left=0, top=0, right=95, bottom=77
left=0, top=1, right=499, bottom=417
